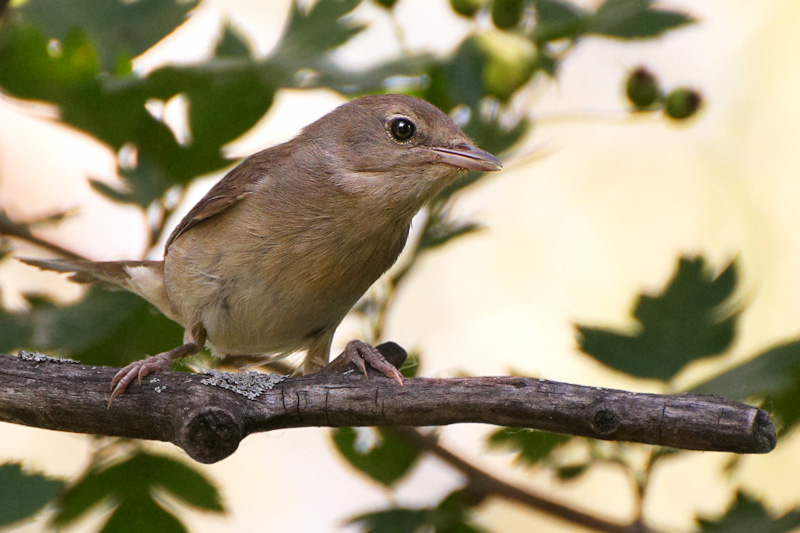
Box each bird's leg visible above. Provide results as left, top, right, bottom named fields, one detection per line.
left=326, top=340, right=404, bottom=385
left=108, top=322, right=207, bottom=407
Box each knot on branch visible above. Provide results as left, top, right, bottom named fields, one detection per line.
left=176, top=404, right=244, bottom=463
left=591, top=404, right=621, bottom=435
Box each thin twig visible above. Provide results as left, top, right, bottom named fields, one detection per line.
left=0, top=216, right=87, bottom=260
left=391, top=428, right=649, bottom=533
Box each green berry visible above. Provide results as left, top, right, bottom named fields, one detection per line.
left=492, top=0, right=525, bottom=29
left=625, top=67, right=660, bottom=109
left=457, top=30, right=538, bottom=101
left=451, top=0, right=487, bottom=18
left=665, top=88, right=702, bottom=120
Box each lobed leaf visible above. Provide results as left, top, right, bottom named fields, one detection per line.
left=697, top=491, right=800, bottom=533
left=0, top=463, right=65, bottom=527
left=690, top=339, right=800, bottom=433
left=589, top=0, right=694, bottom=40
left=488, top=428, right=572, bottom=466
left=577, top=256, right=739, bottom=381
left=53, top=451, right=223, bottom=529
left=331, top=427, right=421, bottom=487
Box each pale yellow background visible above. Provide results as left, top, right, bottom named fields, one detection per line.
left=2, top=0, right=799, bottom=531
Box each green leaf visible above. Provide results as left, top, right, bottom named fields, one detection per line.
left=331, top=427, right=421, bottom=487
left=400, top=353, right=420, bottom=378
left=532, top=0, right=588, bottom=43
left=135, top=454, right=224, bottom=512
left=433, top=488, right=487, bottom=532
left=215, top=22, right=254, bottom=57
left=417, top=216, right=482, bottom=253
left=101, top=496, right=187, bottom=533
left=312, top=55, right=433, bottom=95
left=0, top=23, right=99, bottom=100
left=348, top=508, right=430, bottom=533
left=275, top=0, right=365, bottom=65
left=488, top=428, right=572, bottom=466
left=347, top=488, right=486, bottom=533
left=577, top=256, right=739, bottom=381
left=589, top=0, right=694, bottom=40
left=0, top=308, right=35, bottom=355
left=53, top=450, right=223, bottom=529
left=184, top=69, right=276, bottom=155
left=16, top=0, right=199, bottom=71
left=697, top=491, right=800, bottom=533
left=0, top=20, right=277, bottom=203
left=72, top=293, right=184, bottom=368
left=0, top=463, right=65, bottom=527
left=0, top=288, right=183, bottom=368
left=556, top=463, right=589, bottom=481
left=690, top=339, right=800, bottom=432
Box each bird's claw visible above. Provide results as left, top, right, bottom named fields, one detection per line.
left=328, top=340, right=404, bottom=385
left=107, top=353, right=173, bottom=407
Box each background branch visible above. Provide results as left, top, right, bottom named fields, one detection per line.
left=0, top=345, right=775, bottom=466
left=0, top=214, right=87, bottom=261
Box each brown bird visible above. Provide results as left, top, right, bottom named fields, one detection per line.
left=21, top=94, right=502, bottom=405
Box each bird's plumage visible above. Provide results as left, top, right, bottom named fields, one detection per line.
left=21, top=94, right=502, bottom=400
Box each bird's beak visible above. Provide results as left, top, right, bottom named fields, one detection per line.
left=432, top=144, right=503, bottom=172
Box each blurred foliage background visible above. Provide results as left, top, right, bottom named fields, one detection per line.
left=1, top=0, right=800, bottom=531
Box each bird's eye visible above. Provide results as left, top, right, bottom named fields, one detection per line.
left=389, top=117, right=416, bottom=142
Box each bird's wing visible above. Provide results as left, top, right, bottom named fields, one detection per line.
left=164, top=159, right=260, bottom=253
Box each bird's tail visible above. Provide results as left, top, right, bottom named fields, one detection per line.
left=18, top=258, right=173, bottom=320
left=19, top=258, right=158, bottom=288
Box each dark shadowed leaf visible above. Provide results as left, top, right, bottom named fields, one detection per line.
left=17, top=0, right=199, bottom=71
left=274, top=0, right=365, bottom=65
left=0, top=309, right=35, bottom=355
left=417, top=216, right=482, bottom=253
left=0, top=23, right=99, bottom=100
left=100, top=496, right=187, bottom=533
left=348, top=488, right=486, bottom=533
left=312, top=55, right=433, bottom=95
left=0, top=463, right=65, bottom=526
left=0, top=289, right=183, bottom=368
left=697, top=491, right=800, bottom=533
left=53, top=450, right=223, bottom=530
left=348, top=508, right=429, bottom=533
left=215, top=22, right=254, bottom=57
left=71, top=293, right=184, bottom=368
left=135, top=454, right=224, bottom=512
left=589, top=0, right=694, bottom=39
left=690, top=339, right=800, bottom=433
left=331, top=427, right=421, bottom=487
left=488, top=428, right=572, bottom=466
left=433, top=488, right=487, bottom=532
left=556, top=463, right=590, bottom=481
left=577, top=256, right=739, bottom=381
left=532, top=0, right=588, bottom=43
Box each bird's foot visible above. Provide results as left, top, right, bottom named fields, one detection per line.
left=327, top=340, right=404, bottom=385
left=108, top=352, right=175, bottom=407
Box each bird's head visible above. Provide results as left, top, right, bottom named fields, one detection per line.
left=300, top=94, right=502, bottom=208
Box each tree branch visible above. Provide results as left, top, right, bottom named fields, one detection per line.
left=0, top=344, right=775, bottom=465
left=391, top=427, right=646, bottom=533
left=0, top=214, right=87, bottom=260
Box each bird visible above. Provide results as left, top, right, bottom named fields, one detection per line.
left=21, top=94, right=502, bottom=405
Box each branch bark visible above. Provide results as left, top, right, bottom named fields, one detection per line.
left=0, top=344, right=775, bottom=464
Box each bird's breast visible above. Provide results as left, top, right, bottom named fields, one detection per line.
left=163, top=198, right=411, bottom=356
